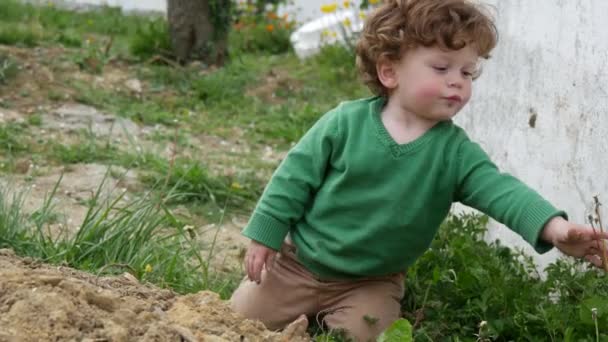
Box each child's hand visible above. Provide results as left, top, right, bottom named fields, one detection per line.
left=541, top=216, right=608, bottom=268
left=245, top=240, right=277, bottom=284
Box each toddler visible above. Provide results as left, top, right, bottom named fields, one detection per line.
left=230, top=0, right=607, bottom=340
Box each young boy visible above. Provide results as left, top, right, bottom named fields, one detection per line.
left=230, top=0, right=608, bottom=340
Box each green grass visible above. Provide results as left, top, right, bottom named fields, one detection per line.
left=0, top=122, right=29, bottom=154
left=0, top=0, right=162, bottom=54
left=0, top=173, right=239, bottom=297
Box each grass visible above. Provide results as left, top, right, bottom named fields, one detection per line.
left=0, top=172, right=239, bottom=297
left=0, top=0, right=157, bottom=53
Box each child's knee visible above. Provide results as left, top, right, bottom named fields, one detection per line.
left=230, top=276, right=309, bottom=331
left=229, top=280, right=282, bottom=330
left=324, top=313, right=398, bottom=342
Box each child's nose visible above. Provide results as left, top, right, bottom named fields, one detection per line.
left=447, top=73, right=464, bottom=88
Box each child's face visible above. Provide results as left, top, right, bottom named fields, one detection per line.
left=381, top=45, right=479, bottom=121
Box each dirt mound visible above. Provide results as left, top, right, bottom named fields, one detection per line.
left=0, top=249, right=309, bottom=342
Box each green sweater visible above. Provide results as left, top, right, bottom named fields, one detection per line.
left=243, top=96, right=565, bottom=279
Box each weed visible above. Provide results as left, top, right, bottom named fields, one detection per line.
left=129, top=18, right=172, bottom=60
left=404, top=214, right=608, bottom=340
left=140, top=158, right=262, bottom=210
left=0, top=23, right=44, bottom=47
left=0, top=53, right=19, bottom=84
left=0, top=123, right=29, bottom=154
left=0, top=173, right=233, bottom=295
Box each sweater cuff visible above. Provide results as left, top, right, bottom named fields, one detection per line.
left=519, top=200, right=568, bottom=254
left=242, top=212, right=291, bottom=251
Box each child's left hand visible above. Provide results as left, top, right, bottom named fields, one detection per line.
left=541, top=216, right=608, bottom=268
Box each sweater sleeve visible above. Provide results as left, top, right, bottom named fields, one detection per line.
left=242, top=110, right=340, bottom=250
left=454, top=139, right=567, bottom=253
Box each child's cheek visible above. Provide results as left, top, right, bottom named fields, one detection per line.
left=415, top=85, right=442, bottom=100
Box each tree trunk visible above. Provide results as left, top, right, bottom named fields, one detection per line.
left=167, top=0, right=231, bottom=66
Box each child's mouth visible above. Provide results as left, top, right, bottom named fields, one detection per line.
left=445, top=95, right=462, bottom=103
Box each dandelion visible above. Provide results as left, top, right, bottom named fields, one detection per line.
left=145, top=264, right=153, bottom=273
left=343, top=0, right=350, bottom=8
left=231, top=182, right=243, bottom=190
left=266, top=24, right=275, bottom=32
left=320, top=3, right=338, bottom=13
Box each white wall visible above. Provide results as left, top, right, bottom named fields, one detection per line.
left=454, top=0, right=608, bottom=270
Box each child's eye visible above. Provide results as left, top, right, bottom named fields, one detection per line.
left=432, top=66, right=448, bottom=72
left=462, top=71, right=474, bottom=78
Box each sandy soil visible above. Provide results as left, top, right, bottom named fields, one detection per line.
left=0, top=248, right=309, bottom=342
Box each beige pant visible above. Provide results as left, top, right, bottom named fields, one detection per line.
left=230, top=243, right=405, bottom=342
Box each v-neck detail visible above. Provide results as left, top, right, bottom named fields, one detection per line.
left=369, top=96, right=450, bottom=157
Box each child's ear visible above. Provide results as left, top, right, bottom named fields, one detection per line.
left=376, top=57, right=398, bottom=90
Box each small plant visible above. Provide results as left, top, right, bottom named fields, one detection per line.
left=0, top=54, right=18, bottom=85
left=403, top=213, right=608, bottom=340
left=0, top=173, right=237, bottom=296
left=73, top=35, right=113, bottom=74
left=230, top=2, right=295, bottom=54
left=317, top=0, right=382, bottom=54
left=129, top=17, right=172, bottom=60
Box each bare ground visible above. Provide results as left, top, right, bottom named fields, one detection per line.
left=0, top=249, right=309, bottom=341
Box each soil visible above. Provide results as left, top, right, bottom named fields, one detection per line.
left=0, top=248, right=309, bottom=342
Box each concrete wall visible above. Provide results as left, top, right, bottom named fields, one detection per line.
left=454, top=0, right=608, bottom=269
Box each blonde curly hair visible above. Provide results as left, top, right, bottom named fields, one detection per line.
left=356, top=0, right=498, bottom=96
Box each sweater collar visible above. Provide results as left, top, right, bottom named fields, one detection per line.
left=370, top=96, right=451, bottom=157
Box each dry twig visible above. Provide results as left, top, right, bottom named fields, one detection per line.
left=589, top=196, right=608, bottom=272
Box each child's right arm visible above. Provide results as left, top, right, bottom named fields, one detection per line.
left=242, top=109, right=342, bottom=279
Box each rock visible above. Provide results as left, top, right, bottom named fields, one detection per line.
left=43, top=104, right=139, bottom=138
left=124, top=78, right=143, bottom=94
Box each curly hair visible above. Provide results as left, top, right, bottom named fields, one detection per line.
left=356, top=0, right=498, bottom=96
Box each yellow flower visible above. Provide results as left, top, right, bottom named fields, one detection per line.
left=266, top=24, right=275, bottom=32
left=322, top=30, right=331, bottom=37
left=343, top=18, right=351, bottom=27
left=320, top=3, right=338, bottom=13
left=343, top=0, right=350, bottom=8
left=369, top=0, right=379, bottom=4
left=145, top=264, right=153, bottom=273
left=359, top=12, right=367, bottom=19
left=231, top=182, right=243, bottom=190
